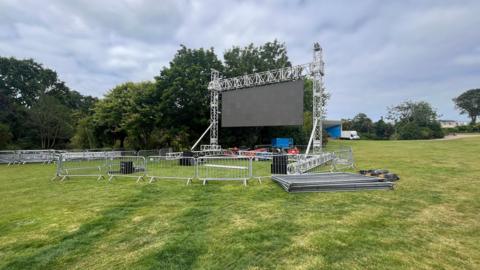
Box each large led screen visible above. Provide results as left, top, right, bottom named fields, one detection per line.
left=221, top=80, right=304, bottom=127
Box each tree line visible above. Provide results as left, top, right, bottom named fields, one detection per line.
left=343, top=101, right=444, bottom=140
left=344, top=93, right=480, bottom=140
left=1, top=40, right=479, bottom=149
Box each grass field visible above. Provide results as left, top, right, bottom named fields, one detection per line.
left=0, top=138, right=479, bottom=269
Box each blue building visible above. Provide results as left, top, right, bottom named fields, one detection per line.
left=324, top=120, right=342, bottom=139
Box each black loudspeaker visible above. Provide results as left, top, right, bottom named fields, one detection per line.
left=180, top=151, right=194, bottom=166
left=271, top=155, right=288, bottom=174
left=120, top=161, right=134, bottom=174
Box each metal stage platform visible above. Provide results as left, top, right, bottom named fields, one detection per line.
left=272, top=172, right=394, bottom=193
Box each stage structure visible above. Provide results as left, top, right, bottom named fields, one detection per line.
left=192, top=43, right=326, bottom=155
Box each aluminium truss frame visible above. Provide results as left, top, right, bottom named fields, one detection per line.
left=198, top=42, right=326, bottom=154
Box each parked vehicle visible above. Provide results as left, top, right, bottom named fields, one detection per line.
left=340, top=130, right=360, bottom=140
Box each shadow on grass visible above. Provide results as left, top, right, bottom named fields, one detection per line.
left=135, top=188, right=299, bottom=270
left=1, top=185, right=160, bottom=270
left=133, top=186, right=221, bottom=269
left=217, top=218, right=298, bottom=269
left=135, top=207, right=212, bottom=269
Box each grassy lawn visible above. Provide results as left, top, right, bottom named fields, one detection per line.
left=0, top=138, right=479, bottom=269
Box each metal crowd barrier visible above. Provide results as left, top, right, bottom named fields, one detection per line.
left=0, top=150, right=16, bottom=165
left=137, top=148, right=173, bottom=157
left=59, top=150, right=137, bottom=160
left=104, top=150, right=137, bottom=158
left=0, top=149, right=139, bottom=166
left=197, top=156, right=253, bottom=186
left=249, top=155, right=273, bottom=182
left=17, top=150, right=56, bottom=164
left=165, top=152, right=183, bottom=159
left=52, top=154, right=107, bottom=181
left=146, top=156, right=196, bottom=184
left=107, top=156, right=146, bottom=182
left=193, top=149, right=232, bottom=156
left=52, top=153, right=145, bottom=182
left=332, top=147, right=355, bottom=170
left=237, top=150, right=274, bottom=161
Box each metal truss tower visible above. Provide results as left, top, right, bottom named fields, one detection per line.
left=310, top=43, right=325, bottom=154
left=196, top=43, right=325, bottom=153
left=202, top=70, right=221, bottom=151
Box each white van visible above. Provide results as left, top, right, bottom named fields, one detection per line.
left=341, top=130, right=360, bottom=140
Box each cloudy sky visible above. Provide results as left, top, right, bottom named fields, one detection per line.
left=1, top=0, right=479, bottom=121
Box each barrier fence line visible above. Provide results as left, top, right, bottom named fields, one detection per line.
left=44, top=146, right=355, bottom=184
left=107, top=156, right=146, bottom=182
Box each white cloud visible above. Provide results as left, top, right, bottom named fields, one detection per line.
left=0, top=0, right=479, bottom=120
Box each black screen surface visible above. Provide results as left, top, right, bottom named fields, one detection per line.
left=221, top=80, right=304, bottom=127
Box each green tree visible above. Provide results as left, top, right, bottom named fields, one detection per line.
left=341, top=118, right=353, bottom=131
left=387, top=101, right=444, bottom=139
left=373, top=117, right=394, bottom=140
left=351, top=113, right=374, bottom=137
left=0, top=56, right=96, bottom=148
left=453, top=89, right=480, bottom=125
left=122, top=82, right=158, bottom=149
left=154, top=46, right=223, bottom=149
left=388, top=101, right=439, bottom=126
left=89, top=81, right=160, bottom=149
left=223, top=40, right=291, bottom=77
left=93, top=82, right=136, bottom=148
left=70, top=116, right=97, bottom=149
left=0, top=123, right=12, bottom=149
left=29, top=95, right=73, bottom=148
left=396, top=121, right=421, bottom=140
left=0, top=57, right=63, bottom=107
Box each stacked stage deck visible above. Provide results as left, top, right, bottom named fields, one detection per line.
left=272, top=172, right=394, bottom=193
